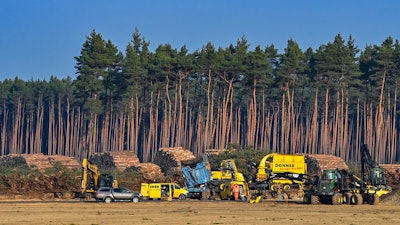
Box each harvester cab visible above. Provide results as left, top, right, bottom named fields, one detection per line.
left=306, top=169, right=355, bottom=205
left=369, top=167, right=386, bottom=188
left=315, top=169, right=353, bottom=195
left=360, top=144, right=391, bottom=196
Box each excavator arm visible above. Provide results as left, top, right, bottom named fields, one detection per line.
left=80, top=158, right=100, bottom=194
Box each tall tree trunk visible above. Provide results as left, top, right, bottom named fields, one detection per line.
left=65, top=97, right=71, bottom=156
left=390, top=83, right=397, bottom=163
left=311, top=88, right=319, bottom=154
left=1, top=103, right=7, bottom=155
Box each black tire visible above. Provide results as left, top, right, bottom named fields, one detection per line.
left=303, top=193, right=311, bottom=204
left=370, top=194, right=379, bottom=205
left=179, top=194, right=186, bottom=200
left=311, top=195, right=320, bottom=204
left=332, top=193, right=342, bottom=205
left=351, top=193, right=363, bottom=205
left=343, top=192, right=352, bottom=205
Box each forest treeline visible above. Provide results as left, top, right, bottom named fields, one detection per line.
left=1, top=29, right=400, bottom=163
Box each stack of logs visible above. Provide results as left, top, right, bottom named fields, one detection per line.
left=4, top=154, right=80, bottom=171
left=108, top=151, right=140, bottom=170
left=305, top=154, right=349, bottom=177
left=381, top=164, right=400, bottom=188
left=153, top=147, right=197, bottom=176
left=106, top=151, right=164, bottom=181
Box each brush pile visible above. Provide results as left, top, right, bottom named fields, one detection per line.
left=153, top=147, right=196, bottom=175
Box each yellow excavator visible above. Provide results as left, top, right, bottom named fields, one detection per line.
left=75, top=158, right=118, bottom=200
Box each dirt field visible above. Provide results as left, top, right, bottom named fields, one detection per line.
left=0, top=200, right=399, bottom=225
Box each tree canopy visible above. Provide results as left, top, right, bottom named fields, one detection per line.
left=1, top=30, right=400, bottom=164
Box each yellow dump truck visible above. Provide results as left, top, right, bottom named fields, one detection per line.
left=251, top=153, right=308, bottom=202
left=140, top=183, right=188, bottom=200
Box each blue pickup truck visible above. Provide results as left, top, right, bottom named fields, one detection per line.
left=95, top=187, right=142, bottom=203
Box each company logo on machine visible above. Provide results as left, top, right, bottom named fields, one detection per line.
left=274, top=163, right=295, bottom=168
left=273, top=163, right=304, bottom=171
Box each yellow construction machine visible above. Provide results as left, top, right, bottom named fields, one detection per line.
left=211, top=159, right=250, bottom=200
left=75, top=158, right=118, bottom=199
left=250, top=153, right=308, bottom=202
left=181, top=157, right=249, bottom=201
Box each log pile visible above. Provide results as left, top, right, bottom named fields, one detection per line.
left=381, top=164, right=400, bottom=187
left=204, top=149, right=225, bottom=156
left=95, top=151, right=164, bottom=180
left=138, top=163, right=164, bottom=180
left=305, top=154, right=349, bottom=177
left=108, top=151, right=141, bottom=170
left=153, top=147, right=196, bottom=175
left=5, top=154, right=80, bottom=171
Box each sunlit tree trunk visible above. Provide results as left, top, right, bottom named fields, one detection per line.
left=1, top=103, right=7, bottom=155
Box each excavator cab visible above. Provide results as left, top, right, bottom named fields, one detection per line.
left=99, top=174, right=118, bottom=189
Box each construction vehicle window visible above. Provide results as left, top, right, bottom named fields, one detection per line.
left=323, top=173, right=333, bottom=180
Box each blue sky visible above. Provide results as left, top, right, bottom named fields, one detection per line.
left=1, top=0, right=399, bottom=81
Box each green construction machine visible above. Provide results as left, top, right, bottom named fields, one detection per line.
left=304, top=144, right=391, bottom=205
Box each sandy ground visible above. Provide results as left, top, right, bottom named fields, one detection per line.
left=0, top=200, right=399, bottom=225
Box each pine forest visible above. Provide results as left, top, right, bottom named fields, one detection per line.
left=1, top=29, right=400, bottom=164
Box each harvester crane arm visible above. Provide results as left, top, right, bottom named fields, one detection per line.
left=361, top=144, right=378, bottom=169
left=360, top=144, right=390, bottom=193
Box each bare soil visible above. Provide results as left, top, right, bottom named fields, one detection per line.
left=0, top=200, right=399, bottom=225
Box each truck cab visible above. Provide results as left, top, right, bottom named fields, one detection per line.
left=140, top=183, right=188, bottom=200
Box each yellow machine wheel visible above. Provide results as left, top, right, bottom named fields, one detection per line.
left=332, top=193, right=342, bottom=205
left=283, top=185, right=290, bottom=191
left=270, top=183, right=282, bottom=191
